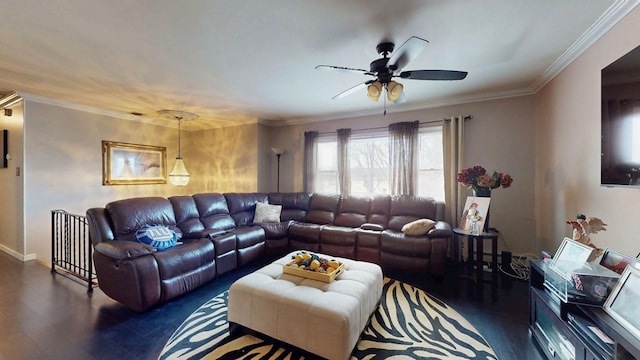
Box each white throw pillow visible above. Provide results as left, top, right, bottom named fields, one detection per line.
left=401, top=218, right=436, bottom=236
left=254, top=202, right=282, bottom=223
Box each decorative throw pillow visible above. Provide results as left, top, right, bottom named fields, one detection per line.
left=401, top=218, right=436, bottom=236
left=135, top=224, right=179, bottom=251
left=254, top=202, right=282, bottom=223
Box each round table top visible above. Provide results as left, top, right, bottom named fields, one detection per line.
left=453, top=228, right=498, bottom=238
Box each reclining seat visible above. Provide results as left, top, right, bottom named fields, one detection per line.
left=257, top=192, right=311, bottom=256
left=356, top=195, right=391, bottom=264
left=87, top=197, right=216, bottom=312
left=224, top=193, right=267, bottom=267
left=320, top=196, right=371, bottom=258
left=288, top=194, right=340, bottom=252
left=380, top=195, right=452, bottom=276
left=192, top=193, right=239, bottom=275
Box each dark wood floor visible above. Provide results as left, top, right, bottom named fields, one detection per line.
left=0, top=251, right=544, bottom=360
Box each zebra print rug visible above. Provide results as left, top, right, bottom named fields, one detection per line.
left=159, top=278, right=497, bottom=359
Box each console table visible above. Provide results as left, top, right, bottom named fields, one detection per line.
left=529, top=259, right=640, bottom=360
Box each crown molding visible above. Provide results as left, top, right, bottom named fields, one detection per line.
left=281, top=87, right=535, bottom=126
left=0, top=91, right=23, bottom=108
left=17, top=92, right=146, bottom=121
left=529, top=0, right=640, bottom=92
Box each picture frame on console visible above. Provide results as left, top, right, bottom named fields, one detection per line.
left=550, top=237, right=594, bottom=270
left=102, top=140, right=167, bottom=185
left=603, top=265, right=640, bottom=341
left=599, top=247, right=639, bottom=275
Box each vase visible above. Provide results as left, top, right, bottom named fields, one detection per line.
left=473, top=188, right=491, bottom=232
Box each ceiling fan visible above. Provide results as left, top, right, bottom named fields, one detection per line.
left=316, top=36, right=467, bottom=105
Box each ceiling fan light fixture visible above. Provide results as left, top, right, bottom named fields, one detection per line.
left=367, top=81, right=382, bottom=101
left=386, top=81, right=404, bottom=102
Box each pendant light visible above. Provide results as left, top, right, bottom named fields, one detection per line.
left=158, top=110, right=198, bottom=186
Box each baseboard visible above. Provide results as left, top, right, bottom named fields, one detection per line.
left=0, top=244, right=37, bottom=261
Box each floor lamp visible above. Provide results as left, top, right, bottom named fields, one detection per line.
left=271, top=147, right=285, bottom=192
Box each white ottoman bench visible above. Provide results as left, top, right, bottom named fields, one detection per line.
left=228, top=251, right=383, bottom=360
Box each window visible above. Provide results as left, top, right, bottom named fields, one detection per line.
left=316, top=141, right=338, bottom=193
left=315, top=126, right=444, bottom=200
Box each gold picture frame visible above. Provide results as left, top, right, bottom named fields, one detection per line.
left=102, top=141, right=167, bottom=185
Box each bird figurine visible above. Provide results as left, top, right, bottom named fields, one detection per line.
left=566, top=214, right=606, bottom=260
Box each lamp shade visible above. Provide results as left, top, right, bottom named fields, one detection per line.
left=271, top=147, right=285, bottom=155
left=367, top=81, right=382, bottom=101
left=386, top=81, right=404, bottom=102
left=169, top=157, right=190, bottom=186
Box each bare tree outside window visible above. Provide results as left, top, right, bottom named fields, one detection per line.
left=350, top=137, right=389, bottom=195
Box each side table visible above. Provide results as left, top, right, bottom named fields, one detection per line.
left=453, top=228, right=499, bottom=300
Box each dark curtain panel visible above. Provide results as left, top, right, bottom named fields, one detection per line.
left=337, top=128, right=351, bottom=196
left=303, top=131, right=318, bottom=192
left=389, top=121, right=419, bottom=195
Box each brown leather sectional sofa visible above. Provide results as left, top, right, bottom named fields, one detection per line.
left=86, top=192, right=452, bottom=311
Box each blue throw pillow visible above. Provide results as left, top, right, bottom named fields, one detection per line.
left=135, top=224, right=179, bottom=251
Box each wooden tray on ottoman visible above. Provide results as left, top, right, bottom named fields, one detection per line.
left=283, top=261, right=345, bottom=283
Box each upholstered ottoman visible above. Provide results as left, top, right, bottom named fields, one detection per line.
left=228, top=251, right=383, bottom=360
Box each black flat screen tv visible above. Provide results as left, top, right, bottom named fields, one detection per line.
left=601, top=44, right=640, bottom=188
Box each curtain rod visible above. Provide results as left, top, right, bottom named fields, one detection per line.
left=313, top=115, right=472, bottom=136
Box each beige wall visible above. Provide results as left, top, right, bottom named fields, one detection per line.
left=188, top=123, right=259, bottom=193
left=22, top=102, right=204, bottom=262
left=535, top=6, right=640, bottom=257
left=0, top=101, right=25, bottom=258
left=271, top=95, right=536, bottom=256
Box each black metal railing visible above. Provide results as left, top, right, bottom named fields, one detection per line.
left=51, top=210, right=95, bottom=292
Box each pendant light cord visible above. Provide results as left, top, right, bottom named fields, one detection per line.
left=177, top=116, right=182, bottom=158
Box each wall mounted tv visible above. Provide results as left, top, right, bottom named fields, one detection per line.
left=601, top=44, right=640, bottom=188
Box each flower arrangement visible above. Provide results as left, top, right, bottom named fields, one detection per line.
left=457, top=165, right=513, bottom=193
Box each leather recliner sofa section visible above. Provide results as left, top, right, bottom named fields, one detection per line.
left=86, top=192, right=451, bottom=312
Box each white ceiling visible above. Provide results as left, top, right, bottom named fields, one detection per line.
left=0, top=0, right=636, bottom=130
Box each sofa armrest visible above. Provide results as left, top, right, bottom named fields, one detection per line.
left=427, top=221, right=452, bottom=238
left=94, top=240, right=156, bottom=260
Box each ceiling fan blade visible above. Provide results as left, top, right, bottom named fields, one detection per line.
left=315, top=64, right=371, bottom=75
left=399, top=70, right=468, bottom=80
left=332, top=82, right=370, bottom=100
left=388, top=36, right=429, bottom=71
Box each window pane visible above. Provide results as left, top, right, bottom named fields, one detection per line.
left=417, top=129, right=444, bottom=200
left=316, top=141, right=337, bottom=193
left=350, top=137, right=389, bottom=196
left=317, top=141, right=336, bottom=170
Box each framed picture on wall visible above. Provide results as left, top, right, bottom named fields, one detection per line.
left=102, top=141, right=167, bottom=185
left=603, top=265, right=640, bottom=341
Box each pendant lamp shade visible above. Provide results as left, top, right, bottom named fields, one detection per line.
left=169, top=157, right=190, bottom=186
left=158, top=109, right=198, bottom=186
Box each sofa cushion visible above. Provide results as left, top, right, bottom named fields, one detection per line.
left=105, top=197, right=178, bottom=241
left=193, top=193, right=236, bottom=230
left=387, top=195, right=438, bottom=231
left=401, top=219, right=436, bottom=236
left=305, top=194, right=340, bottom=225
left=225, top=193, right=269, bottom=225
left=135, top=224, right=180, bottom=251
left=333, top=196, right=371, bottom=228
left=268, top=192, right=311, bottom=221
left=254, top=202, right=282, bottom=223
left=169, top=196, right=205, bottom=237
